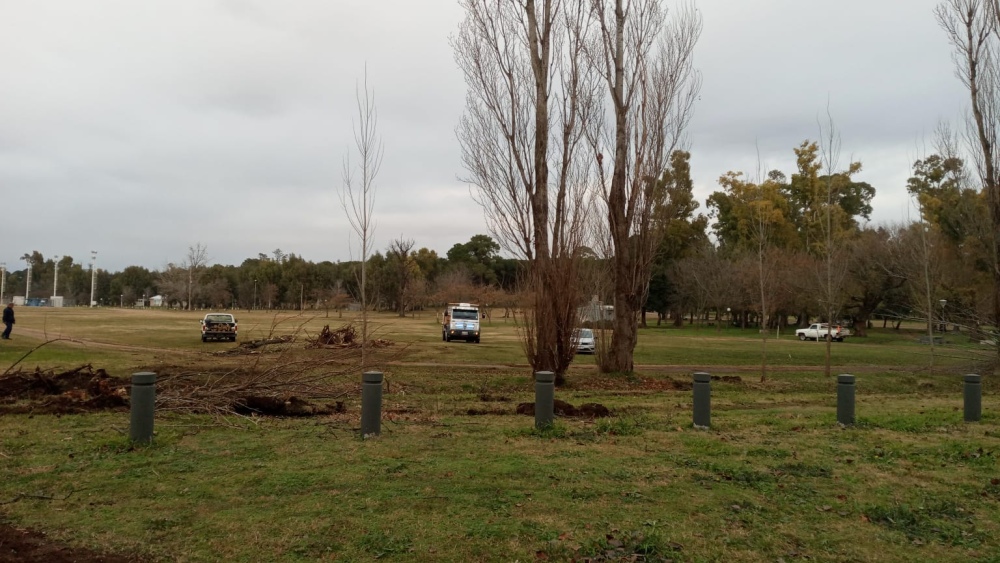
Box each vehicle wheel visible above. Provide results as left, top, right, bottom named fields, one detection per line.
left=445, top=333, right=451, bottom=342
left=474, top=337, right=480, bottom=344
left=201, top=336, right=207, bottom=343
left=230, top=335, right=237, bottom=342
left=798, top=334, right=806, bottom=341
left=442, top=331, right=446, bottom=342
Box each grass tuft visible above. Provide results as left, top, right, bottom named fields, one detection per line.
left=864, top=499, right=980, bottom=546
left=594, top=415, right=648, bottom=436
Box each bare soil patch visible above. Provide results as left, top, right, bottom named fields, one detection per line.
left=0, top=363, right=348, bottom=418
left=0, top=365, right=129, bottom=415
left=515, top=399, right=612, bottom=418
left=0, top=521, right=142, bottom=562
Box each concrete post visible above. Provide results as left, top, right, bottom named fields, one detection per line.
left=361, top=371, right=383, bottom=437
left=693, top=372, right=711, bottom=429
left=964, top=374, right=982, bottom=422
left=534, top=371, right=555, bottom=429
left=837, top=374, right=855, bottom=426
left=129, top=372, right=157, bottom=444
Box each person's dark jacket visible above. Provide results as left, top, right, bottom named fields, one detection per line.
left=2, top=307, right=13, bottom=324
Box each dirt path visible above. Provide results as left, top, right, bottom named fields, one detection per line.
left=9, top=327, right=192, bottom=356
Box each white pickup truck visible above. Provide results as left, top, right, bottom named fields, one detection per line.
left=796, top=323, right=850, bottom=342
left=200, top=313, right=238, bottom=342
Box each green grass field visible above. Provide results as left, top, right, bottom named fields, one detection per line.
left=1, top=308, right=998, bottom=561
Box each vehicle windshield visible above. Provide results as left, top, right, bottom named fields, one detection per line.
left=574, top=328, right=594, bottom=338
left=205, top=315, right=233, bottom=323
left=452, top=309, right=478, bottom=320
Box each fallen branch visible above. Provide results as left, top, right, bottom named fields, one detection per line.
left=0, top=488, right=80, bottom=505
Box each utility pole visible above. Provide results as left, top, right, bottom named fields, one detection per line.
left=0, top=262, right=5, bottom=303
left=89, top=250, right=98, bottom=307
left=24, top=256, right=32, bottom=301
left=52, top=255, right=60, bottom=297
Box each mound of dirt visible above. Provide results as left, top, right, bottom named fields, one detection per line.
left=712, top=375, right=743, bottom=383
left=515, top=399, right=611, bottom=418
left=232, top=395, right=344, bottom=417
left=0, top=365, right=129, bottom=415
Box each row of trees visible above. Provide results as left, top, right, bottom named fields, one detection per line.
left=1, top=236, right=521, bottom=314
left=4, top=144, right=993, bottom=378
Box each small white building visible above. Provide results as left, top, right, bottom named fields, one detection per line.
left=578, top=296, right=614, bottom=324
left=149, top=295, right=164, bottom=307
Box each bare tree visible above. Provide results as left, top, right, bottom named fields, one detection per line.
left=715, top=169, right=783, bottom=382
left=682, top=245, right=736, bottom=332
left=816, top=112, right=855, bottom=377
left=843, top=227, right=907, bottom=337
left=183, top=243, right=209, bottom=311
left=432, top=268, right=477, bottom=308
left=340, top=70, right=383, bottom=369
left=454, top=0, right=595, bottom=384
left=936, top=0, right=1000, bottom=353
left=750, top=205, right=777, bottom=383
left=587, top=0, right=702, bottom=373
left=157, top=263, right=184, bottom=304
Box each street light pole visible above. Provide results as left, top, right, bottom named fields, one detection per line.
left=24, top=257, right=32, bottom=301
left=52, top=255, right=60, bottom=298
left=89, top=250, right=98, bottom=307
left=0, top=262, right=6, bottom=303
left=939, top=299, right=947, bottom=333
left=253, top=278, right=257, bottom=310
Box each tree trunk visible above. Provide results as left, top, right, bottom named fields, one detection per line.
left=608, top=268, right=638, bottom=373
left=853, top=313, right=869, bottom=337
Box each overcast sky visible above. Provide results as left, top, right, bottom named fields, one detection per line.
left=0, top=0, right=967, bottom=272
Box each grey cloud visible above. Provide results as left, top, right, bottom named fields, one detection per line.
left=0, top=0, right=979, bottom=272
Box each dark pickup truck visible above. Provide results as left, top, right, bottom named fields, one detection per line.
left=200, top=313, right=238, bottom=342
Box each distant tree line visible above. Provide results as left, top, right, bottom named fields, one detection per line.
left=6, top=144, right=993, bottom=340
left=4, top=235, right=522, bottom=314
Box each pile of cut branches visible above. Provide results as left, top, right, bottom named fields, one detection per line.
left=212, top=334, right=296, bottom=356
left=307, top=324, right=394, bottom=349
left=155, top=353, right=357, bottom=418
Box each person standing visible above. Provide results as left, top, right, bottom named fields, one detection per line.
left=2, top=303, right=14, bottom=339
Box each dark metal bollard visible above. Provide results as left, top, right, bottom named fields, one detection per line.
left=129, top=372, right=157, bottom=444
left=964, top=374, right=982, bottom=422
left=837, top=374, right=855, bottom=426
left=361, top=371, right=383, bottom=438
left=534, top=371, right=555, bottom=429
left=693, top=372, right=711, bottom=429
